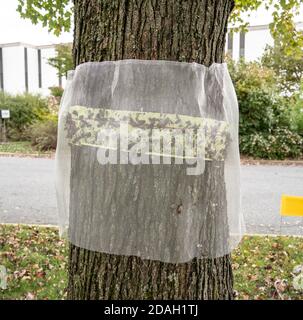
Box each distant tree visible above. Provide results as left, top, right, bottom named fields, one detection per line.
left=48, top=44, right=73, bottom=81
left=262, top=42, right=303, bottom=93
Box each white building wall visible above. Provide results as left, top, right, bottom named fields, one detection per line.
left=244, top=28, right=273, bottom=62
left=0, top=42, right=64, bottom=96
left=227, top=27, right=274, bottom=62
left=40, top=47, right=60, bottom=96
left=2, top=45, right=25, bottom=94
left=232, top=32, right=240, bottom=61
left=27, top=47, right=39, bottom=94
left=228, top=21, right=302, bottom=62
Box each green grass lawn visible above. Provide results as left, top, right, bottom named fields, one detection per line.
left=0, top=225, right=67, bottom=300
left=0, top=224, right=302, bottom=300
left=0, top=141, right=53, bottom=155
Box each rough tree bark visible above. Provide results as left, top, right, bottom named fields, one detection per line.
left=68, top=0, right=235, bottom=300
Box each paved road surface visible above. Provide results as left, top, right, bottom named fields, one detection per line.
left=0, top=156, right=303, bottom=235
left=0, top=157, right=58, bottom=225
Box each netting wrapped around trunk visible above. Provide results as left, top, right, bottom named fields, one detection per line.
left=55, top=60, right=245, bottom=263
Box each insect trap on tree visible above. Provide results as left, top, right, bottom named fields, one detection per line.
left=55, top=60, right=245, bottom=263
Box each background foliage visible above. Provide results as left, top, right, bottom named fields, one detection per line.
left=262, top=42, right=303, bottom=92
left=290, top=82, right=303, bottom=135
left=231, top=0, right=303, bottom=58
left=17, top=0, right=72, bottom=36
left=26, top=114, right=58, bottom=151
left=0, top=93, right=57, bottom=151
left=228, top=58, right=303, bottom=159
left=48, top=44, right=73, bottom=79
left=0, top=93, right=48, bottom=140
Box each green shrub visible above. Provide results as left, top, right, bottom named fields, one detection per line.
left=240, top=129, right=303, bottom=160
left=238, top=90, right=275, bottom=135
left=0, top=92, right=49, bottom=140
left=291, top=103, right=303, bottom=136
left=228, top=59, right=302, bottom=159
left=239, top=91, right=292, bottom=135
left=228, top=59, right=290, bottom=133
left=49, top=86, right=64, bottom=98
left=26, top=115, right=58, bottom=151
left=228, top=58, right=277, bottom=93
left=289, top=82, right=303, bottom=136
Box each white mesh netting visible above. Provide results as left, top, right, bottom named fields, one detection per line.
left=55, top=60, right=245, bottom=263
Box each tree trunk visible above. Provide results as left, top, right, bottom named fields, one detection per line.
left=68, top=0, right=235, bottom=300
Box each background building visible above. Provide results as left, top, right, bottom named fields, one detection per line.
left=0, top=42, right=66, bottom=96
left=226, top=21, right=303, bottom=62
left=0, top=20, right=302, bottom=95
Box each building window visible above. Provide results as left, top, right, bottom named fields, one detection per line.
left=239, top=32, right=245, bottom=59
left=227, top=32, right=233, bottom=58
left=0, top=48, right=3, bottom=91
left=24, top=47, right=28, bottom=92
left=37, top=49, right=42, bottom=88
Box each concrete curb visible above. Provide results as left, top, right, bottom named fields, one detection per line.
left=0, top=222, right=58, bottom=228
left=0, top=152, right=55, bottom=158
left=245, top=232, right=303, bottom=238
left=241, top=159, right=303, bottom=166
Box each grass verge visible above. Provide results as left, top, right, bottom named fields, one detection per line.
left=0, top=141, right=54, bottom=156
left=0, top=225, right=302, bottom=300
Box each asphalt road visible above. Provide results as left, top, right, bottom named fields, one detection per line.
left=0, top=156, right=303, bottom=235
